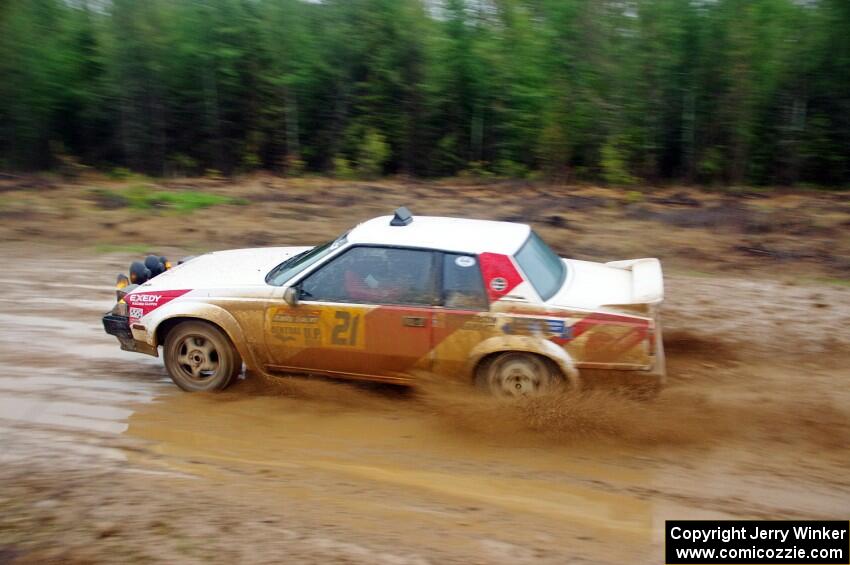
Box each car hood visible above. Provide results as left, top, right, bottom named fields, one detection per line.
left=549, top=258, right=664, bottom=309
left=135, top=246, right=312, bottom=291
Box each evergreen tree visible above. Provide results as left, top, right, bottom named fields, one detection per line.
left=0, top=0, right=846, bottom=186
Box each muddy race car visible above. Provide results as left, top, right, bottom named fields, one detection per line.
left=102, top=208, right=665, bottom=396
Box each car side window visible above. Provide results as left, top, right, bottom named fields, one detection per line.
left=300, top=246, right=436, bottom=306
left=442, top=254, right=488, bottom=310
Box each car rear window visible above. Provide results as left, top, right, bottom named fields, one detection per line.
left=514, top=231, right=566, bottom=301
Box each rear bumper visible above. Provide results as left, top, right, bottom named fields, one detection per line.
left=647, top=315, right=666, bottom=382
left=102, top=313, right=158, bottom=356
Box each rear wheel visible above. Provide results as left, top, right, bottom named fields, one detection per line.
left=163, top=321, right=241, bottom=392
left=477, top=352, right=563, bottom=398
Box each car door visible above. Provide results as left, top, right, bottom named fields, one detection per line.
left=429, top=252, right=495, bottom=378
left=264, top=246, right=437, bottom=382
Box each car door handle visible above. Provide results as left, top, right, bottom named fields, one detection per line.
left=402, top=316, right=426, bottom=327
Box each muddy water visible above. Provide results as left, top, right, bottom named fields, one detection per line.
left=0, top=254, right=168, bottom=466
left=126, top=388, right=661, bottom=561
left=1, top=247, right=849, bottom=563
left=121, top=364, right=850, bottom=561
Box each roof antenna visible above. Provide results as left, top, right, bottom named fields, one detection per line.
left=390, top=206, right=413, bottom=226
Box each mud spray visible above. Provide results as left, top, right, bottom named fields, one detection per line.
left=216, top=330, right=849, bottom=454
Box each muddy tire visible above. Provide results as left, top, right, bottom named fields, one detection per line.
left=163, top=321, right=241, bottom=392
left=476, top=352, right=564, bottom=398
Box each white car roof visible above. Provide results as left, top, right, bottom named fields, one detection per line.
left=347, top=215, right=531, bottom=255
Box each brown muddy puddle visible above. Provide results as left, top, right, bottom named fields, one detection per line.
left=121, top=369, right=850, bottom=561
left=124, top=380, right=661, bottom=559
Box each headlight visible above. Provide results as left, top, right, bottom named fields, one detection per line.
left=116, top=274, right=130, bottom=301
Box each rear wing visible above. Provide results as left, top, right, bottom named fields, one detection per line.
left=604, top=258, right=664, bottom=305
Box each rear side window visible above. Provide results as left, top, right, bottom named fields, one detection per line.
left=442, top=254, right=488, bottom=310
left=514, top=231, right=566, bottom=301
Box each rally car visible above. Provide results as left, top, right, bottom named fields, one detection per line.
left=103, top=208, right=665, bottom=397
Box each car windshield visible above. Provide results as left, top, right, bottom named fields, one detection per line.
left=514, top=231, right=566, bottom=301
left=266, top=233, right=348, bottom=286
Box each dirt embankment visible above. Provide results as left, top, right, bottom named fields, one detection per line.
left=1, top=173, right=848, bottom=278
left=0, top=175, right=848, bottom=563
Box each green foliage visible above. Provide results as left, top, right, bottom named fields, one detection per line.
left=601, top=138, right=637, bottom=186
left=93, top=185, right=239, bottom=213
left=431, top=135, right=464, bottom=176
left=624, top=190, right=644, bottom=205
left=1, top=0, right=849, bottom=186
left=93, top=243, right=157, bottom=255
left=697, top=148, right=725, bottom=184
left=285, top=155, right=305, bottom=177
left=493, top=159, right=529, bottom=179
left=332, top=156, right=355, bottom=180
left=537, top=116, right=571, bottom=181
left=459, top=161, right=494, bottom=181
left=241, top=152, right=261, bottom=172
left=168, top=154, right=200, bottom=177
left=107, top=168, right=135, bottom=181
left=356, top=129, right=390, bottom=179
left=819, top=278, right=850, bottom=288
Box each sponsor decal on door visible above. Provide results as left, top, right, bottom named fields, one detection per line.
left=269, top=306, right=367, bottom=350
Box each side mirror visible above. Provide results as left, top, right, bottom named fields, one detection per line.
left=283, top=286, right=299, bottom=306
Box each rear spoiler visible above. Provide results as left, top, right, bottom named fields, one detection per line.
left=604, top=258, right=664, bottom=305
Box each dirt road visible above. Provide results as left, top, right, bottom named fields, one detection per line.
left=1, top=240, right=848, bottom=563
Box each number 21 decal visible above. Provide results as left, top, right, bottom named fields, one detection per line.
left=331, top=310, right=361, bottom=346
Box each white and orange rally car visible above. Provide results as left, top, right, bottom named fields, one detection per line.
left=103, top=208, right=665, bottom=396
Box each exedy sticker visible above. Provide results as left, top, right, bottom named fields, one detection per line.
left=125, top=289, right=191, bottom=321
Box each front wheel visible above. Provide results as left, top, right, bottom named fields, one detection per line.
left=476, top=352, right=564, bottom=398
left=163, top=321, right=241, bottom=392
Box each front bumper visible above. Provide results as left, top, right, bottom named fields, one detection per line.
left=102, top=313, right=158, bottom=356
left=102, top=313, right=133, bottom=340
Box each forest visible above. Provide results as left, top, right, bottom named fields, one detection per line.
left=1, top=0, right=848, bottom=186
